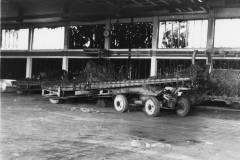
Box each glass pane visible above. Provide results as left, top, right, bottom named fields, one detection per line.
left=33, top=27, right=64, bottom=50
left=179, top=21, right=187, bottom=48
left=131, top=22, right=153, bottom=49
left=158, top=22, right=166, bottom=48
left=111, top=22, right=152, bottom=49
left=166, top=22, right=172, bottom=48
left=1, top=29, right=29, bottom=50
left=201, top=20, right=208, bottom=48
left=111, top=23, right=131, bottom=48
left=193, top=20, right=202, bottom=48
left=214, top=19, right=240, bottom=48
left=172, top=21, right=179, bottom=48
left=187, top=21, right=195, bottom=48
left=69, top=25, right=105, bottom=49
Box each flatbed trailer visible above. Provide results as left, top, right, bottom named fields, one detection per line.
left=12, top=80, right=43, bottom=94
left=199, top=52, right=240, bottom=109
left=42, top=76, right=200, bottom=117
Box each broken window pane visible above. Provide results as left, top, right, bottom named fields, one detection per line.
left=111, top=22, right=152, bottom=49
left=33, top=27, right=64, bottom=50
left=1, top=29, right=29, bottom=50
left=69, top=25, right=105, bottom=49
left=214, top=19, right=240, bottom=48
left=158, top=20, right=208, bottom=48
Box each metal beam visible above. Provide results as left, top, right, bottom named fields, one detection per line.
left=175, top=8, right=182, bottom=12
left=145, top=0, right=157, bottom=5
left=131, top=0, right=143, bottom=5
left=1, top=1, right=209, bottom=22
left=102, top=0, right=115, bottom=5
left=159, top=0, right=169, bottom=5
left=200, top=6, right=206, bottom=11
left=175, top=0, right=181, bottom=3
left=187, top=7, right=193, bottom=11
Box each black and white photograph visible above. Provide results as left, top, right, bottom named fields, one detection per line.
left=1, top=0, right=240, bottom=159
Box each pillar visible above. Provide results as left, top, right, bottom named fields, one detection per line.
left=150, top=16, right=159, bottom=77
left=26, top=57, right=32, bottom=78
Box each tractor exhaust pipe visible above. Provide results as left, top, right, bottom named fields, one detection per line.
left=206, top=52, right=213, bottom=73
left=191, top=50, right=198, bottom=65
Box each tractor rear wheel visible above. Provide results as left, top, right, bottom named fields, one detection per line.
left=188, top=94, right=197, bottom=106
left=176, top=97, right=190, bottom=117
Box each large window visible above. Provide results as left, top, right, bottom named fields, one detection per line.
left=213, top=60, right=240, bottom=69
left=69, top=25, right=105, bottom=49
left=214, top=19, right=240, bottom=48
left=1, top=29, right=29, bottom=50
left=33, top=27, right=64, bottom=50
left=158, top=20, right=208, bottom=49
left=0, top=58, right=26, bottom=79
left=111, top=22, right=153, bottom=49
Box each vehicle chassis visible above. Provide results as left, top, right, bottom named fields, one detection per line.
left=42, top=77, right=200, bottom=117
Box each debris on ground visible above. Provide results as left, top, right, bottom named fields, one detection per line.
left=131, top=139, right=151, bottom=148
left=70, top=107, right=100, bottom=113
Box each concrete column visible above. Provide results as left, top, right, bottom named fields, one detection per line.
left=150, top=57, right=157, bottom=77
left=64, top=22, right=69, bottom=50
left=62, top=56, right=68, bottom=71
left=28, top=25, right=34, bottom=51
left=26, top=57, right=32, bottom=78
left=104, top=18, right=111, bottom=50
left=206, top=9, right=215, bottom=53
left=63, top=22, right=69, bottom=71
left=150, top=16, right=159, bottom=77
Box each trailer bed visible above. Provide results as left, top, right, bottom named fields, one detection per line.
left=41, top=77, right=191, bottom=91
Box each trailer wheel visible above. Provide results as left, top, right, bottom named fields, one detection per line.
left=49, top=99, right=62, bottom=104
left=188, top=94, right=197, bottom=106
left=230, top=102, right=240, bottom=109
left=64, top=99, right=74, bottom=104
left=144, top=97, right=161, bottom=117
left=176, top=97, right=190, bottom=117
left=17, top=90, right=26, bottom=95
left=96, top=98, right=106, bottom=108
left=26, top=91, right=34, bottom=95
left=114, top=95, right=128, bottom=113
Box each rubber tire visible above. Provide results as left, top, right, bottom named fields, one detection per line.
left=96, top=98, right=106, bottom=108
left=176, top=97, right=191, bottom=117
left=188, top=94, right=197, bottom=106
left=26, top=91, right=34, bottom=95
left=114, top=95, right=128, bottom=113
left=144, top=97, right=161, bottom=117
left=17, top=90, right=26, bottom=95
left=230, top=102, right=240, bottom=109
left=64, top=99, right=74, bottom=104
left=49, top=99, right=62, bottom=104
